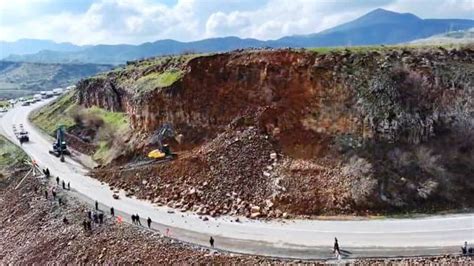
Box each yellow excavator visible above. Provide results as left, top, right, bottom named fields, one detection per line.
left=147, top=123, right=182, bottom=160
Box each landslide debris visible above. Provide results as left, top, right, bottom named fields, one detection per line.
left=60, top=46, right=474, bottom=217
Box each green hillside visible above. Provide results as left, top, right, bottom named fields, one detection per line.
left=0, top=61, right=112, bottom=99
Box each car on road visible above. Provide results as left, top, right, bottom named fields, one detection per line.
left=33, top=94, right=43, bottom=102
left=53, top=88, right=64, bottom=95
left=44, top=91, right=54, bottom=98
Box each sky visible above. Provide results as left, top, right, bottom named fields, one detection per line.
left=0, top=0, right=473, bottom=45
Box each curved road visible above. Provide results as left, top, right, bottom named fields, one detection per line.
left=1, top=99, right=473, bottom=260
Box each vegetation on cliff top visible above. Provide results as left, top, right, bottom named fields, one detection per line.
left=86, top=54, right=203, bottom=95
left=133, top=70, right=183, bottom=93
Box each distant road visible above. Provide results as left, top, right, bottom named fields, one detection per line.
left=1, top=99, right=473, bottom=260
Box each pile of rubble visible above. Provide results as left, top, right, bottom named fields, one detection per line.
left=98, top=126, right=288, bottom=219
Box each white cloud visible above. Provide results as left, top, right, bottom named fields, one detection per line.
left=204, top=0, right=372, bottom=40
left=0, top=0, right=472, bottom=45
left=387, top=0, right=474, bottom=19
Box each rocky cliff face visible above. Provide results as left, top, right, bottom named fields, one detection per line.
left=78, top=48, right=473, bottom=144
left=77, top=47, right=474, bottom=216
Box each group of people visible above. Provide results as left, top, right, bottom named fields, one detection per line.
left=56, top=176, right=70, bottom=190
left=43, top=169, right=69, bottom=205
left=82, top=209, right=105, bottom=232
left=41, top=167, right=221, bottom=251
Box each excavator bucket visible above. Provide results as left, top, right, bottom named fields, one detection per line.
left=148, top=149, right=166, bottom=159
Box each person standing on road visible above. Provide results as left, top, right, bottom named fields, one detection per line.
left=110, top=207, right=115, bottom=216
left=52, top=188, right=57, bottom=199
left=147, top=217, right=152, bottom=228
left=136, top=214, right=142, bottom=226
left=95, top=200, right=99, bottom=210
left=98, top=213, right=104, bottom=224
left=333, top=237, right=340, bottom=258
left=62, top=180, right=66, bottom=189
left=209, top=236, right=215, bottom=248
left=45, top=168, right=50, bottom=178
left=462, top=241, right=468, bottom=254
left=67, top=182, right=70, bottom=190
left=56, top=176, right=60, bottom=185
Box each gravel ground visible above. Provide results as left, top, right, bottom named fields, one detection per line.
left=0, top=170, right=471, bottom=264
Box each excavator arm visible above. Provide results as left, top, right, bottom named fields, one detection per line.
left=147, top=123, right=179, bottom=159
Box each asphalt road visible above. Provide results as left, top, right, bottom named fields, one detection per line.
left=1, top=98, right=473, bottom=260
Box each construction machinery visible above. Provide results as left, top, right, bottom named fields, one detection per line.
left=49, top=125, right=70, bottom=162
left=13, top=124, right=29, bottom=144
left=147, top=123, right=181, bottom=160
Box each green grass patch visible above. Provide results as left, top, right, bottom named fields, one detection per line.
left=85, top=108, right=129, bottom=162
left=0, top=135, right=27, bottom=172
left=0, top=100, right=9, bottom=108
left=30, top=91, right=78, bottom=135
left=134, top=70, right=183, bottom=93
left=84, top=106, right=129, bottom=131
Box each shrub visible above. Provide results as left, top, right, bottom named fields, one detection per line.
left=415, top=146, right=445, bottom=177
left=343, top=155, right=378, bottom=207
left=342, top=155, right=373, bottom=177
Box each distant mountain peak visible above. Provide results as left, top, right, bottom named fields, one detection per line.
left=362, top=8, right=420, bottom=21
left=319, top=8, right=421, bottom=35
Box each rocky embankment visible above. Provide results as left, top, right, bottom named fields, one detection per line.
left=1, top=170, right=472, bottom=263
left=70, top=46, right=473, bottom=218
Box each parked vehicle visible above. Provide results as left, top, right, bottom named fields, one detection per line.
left=52, top=88, right=64, bottom=95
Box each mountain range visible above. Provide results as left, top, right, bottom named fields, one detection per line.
left=2, top=8, right=473, bottom=65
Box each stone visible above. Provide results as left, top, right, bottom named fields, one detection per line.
left=250, top=212, right=261, bottom=218
left=270, top=152, right=277, bottom=160
left=250, top=206, right=261, bottom=213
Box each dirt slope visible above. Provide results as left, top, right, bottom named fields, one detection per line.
left=58, top=46, right=474, bottom=217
